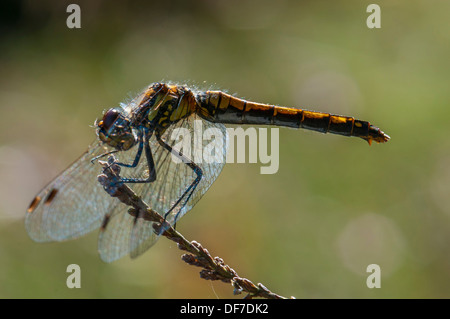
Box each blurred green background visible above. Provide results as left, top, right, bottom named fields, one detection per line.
left=1, top=0, right=449, bottom=298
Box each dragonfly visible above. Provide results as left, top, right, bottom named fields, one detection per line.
left=26, top=82, right=390, bottom=262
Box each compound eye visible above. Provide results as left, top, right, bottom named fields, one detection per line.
left=102, top=109, right=120, bottom=129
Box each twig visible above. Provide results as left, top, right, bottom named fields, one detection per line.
left=97, top=156, right=291, bottom=299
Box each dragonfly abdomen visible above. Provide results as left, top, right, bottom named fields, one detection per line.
left=196, top=91, right=389, bottom=145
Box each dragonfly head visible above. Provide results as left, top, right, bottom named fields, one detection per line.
left=97, top=109, right=138, bottom=151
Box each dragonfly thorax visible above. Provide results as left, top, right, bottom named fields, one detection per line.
left=97, top=108, right=138, bottom=151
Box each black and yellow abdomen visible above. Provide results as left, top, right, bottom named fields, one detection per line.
left=196, top=91, right=390, bottom=145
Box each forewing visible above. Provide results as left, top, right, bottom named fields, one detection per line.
left=146, top=113, right=228, bottom=225
left=101, top=113, right=228, bottom=261
left=25, top=141, right=114, bottom=242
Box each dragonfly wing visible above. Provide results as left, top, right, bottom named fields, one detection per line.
left=25, top=141, right=114, bottom=242
left=128, top=215, right=160, bottom=259
left=106, top=113, right=228, bottom=260
left=96, top=139, right=164, bottom=262
left=139, top=113, right=227, bottom=225
left=97, top=204, right=160, bottom=262
left=167, top=114, right=226, bottom=223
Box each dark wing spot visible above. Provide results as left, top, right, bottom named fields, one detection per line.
left=100, top=214, right=111, bottom=231
left=44, top=188, right=59, bottom=205
left=27, top=196, right=41, bottom=213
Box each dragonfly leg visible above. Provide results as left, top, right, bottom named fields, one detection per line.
left=156, top=134, right=203, bottom=224
left=116, top=127, right=157, bottom=183
left=114, top=128, right=145, bottom=168
left=90, top=150, right=119, bottom=164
